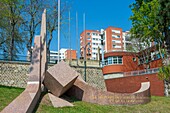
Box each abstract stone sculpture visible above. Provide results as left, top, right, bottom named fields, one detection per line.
left=1, top=7, right=151, bottom=113
left=1, top=9, right=47, bottom=113
left=44, top=61, right=78, bottom=97
left=48, top=93, right=74, bottom=107
left=66, top=78, right=151, bottom=105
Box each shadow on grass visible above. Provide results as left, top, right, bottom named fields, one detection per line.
left=33, top=91, right=47, bottom=113
left=33, top=91, right=81, bottom=113
left=0, top=85, right=24, bottom=90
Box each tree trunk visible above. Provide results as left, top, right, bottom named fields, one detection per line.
left=162, top=18, right=170, bottom=96
left=164, top=80, right=169, bottom=96
left=10, top=22, right=15, bottom=61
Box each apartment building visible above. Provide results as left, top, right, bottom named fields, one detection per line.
left=122, top=31, right=131, bottom=51
left=80, top=30, right=101, bottom=60
left=49, top=48, right=67, bottom=63
left=79, top=26, right=155, bottom=60
left=49, top=48, right=77, bottom=63
left=104, top=27, right=123, bottom=52
left=65, top=50, right=77, bottom=60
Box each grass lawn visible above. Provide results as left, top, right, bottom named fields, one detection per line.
left=1, top=85, right=170, bottom=113
left=0, top=85, right=24, bottom=111
left=36, top=95, right=170, bottom=113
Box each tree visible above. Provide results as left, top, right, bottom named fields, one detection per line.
left=129, top=0, right=161, bottom=69
left=130, top=0, right=170, bottom=96
left=22, top=0, right=44, bottom=59
left=45, top=0, right=70, bottom=62
left=21, top=0, right=70, bottom=61
left=157, top=0, right=170, bottom=63
left=0, top=0, right=26, bottom=60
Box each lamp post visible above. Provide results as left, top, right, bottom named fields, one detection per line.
left=83, top=42, right=90, bottom=82
left=83, top=13, right=87, bottom=81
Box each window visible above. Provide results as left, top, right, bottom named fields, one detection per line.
left=87, top=37, right=91, bottom=40
left=112, top=44, right=116, bottom=48
left=87, top=33, right=90, bottom=36
left=117, top=35, right=120, bottom=38
left=113, top=57, right=117, bottom=64
left=112, top=35, right=116, bottom=38
left=93, top=48, right=97, bottom=50
left=92, top=33, right=98, bottom=36
left=108, top=57, right=112, bottom=64
left=104, top=56, right=123, bottom=65
left=118, top=56, right=122, bottom=64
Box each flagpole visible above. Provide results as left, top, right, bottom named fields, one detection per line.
left=57, top=0, right=60, bottom=63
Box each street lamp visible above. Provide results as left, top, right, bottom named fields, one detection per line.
left=83, top=42, right=90, bottom=82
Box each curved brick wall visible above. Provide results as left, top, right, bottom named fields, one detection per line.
left=105, top=74, right=164, bottom=96
left=66, top=79, right=151, bottom=105
left=102, top=52, right=163, bottom=75
left=102, top=52, right=138, bottom=75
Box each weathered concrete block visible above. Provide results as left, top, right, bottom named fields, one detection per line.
left=44, top=61, right=78, bottom=97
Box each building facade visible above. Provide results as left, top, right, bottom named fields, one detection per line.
left=65, top=50, right=77, bottom=60
left=80, top=30, right=101, bottom=60
left=104, top=27, right=123, bottom=52
left=49, top=48, right=77, bottom=63
left=80, top=27, right=131, bottom=60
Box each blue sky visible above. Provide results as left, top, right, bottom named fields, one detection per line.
left=50, top=0, right=135, bottom=54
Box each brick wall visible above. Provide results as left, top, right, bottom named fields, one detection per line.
left=102, top=52, right=138, bottom=74
left=105, top=74, right=164, bottom=96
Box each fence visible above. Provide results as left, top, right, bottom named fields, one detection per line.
left=124, top=68, right=159, bottom=77
left=0, top=54, right=30, bottom=62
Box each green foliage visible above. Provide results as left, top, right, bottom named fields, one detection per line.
left=0, top=0, right=70, bottom=60
left=130, top=0, right=161, bottom=43
left=158, top=0, right=170, bottom=51
left=129, top=0, right=162, bottom=67
left=158, top=64, right=170, bottom=80
left=130, top=0, right=170, bottom=78
left=22, top=0, right=44, bottom=54
left=0, top=0, right=26, bottom=60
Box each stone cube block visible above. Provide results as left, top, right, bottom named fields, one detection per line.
left=44, top=61, right=78, bottom=97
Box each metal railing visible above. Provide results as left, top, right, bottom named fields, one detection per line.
left=0, top=54, right=31, bottom=62
left=124, top=68, right=159, bottom=77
